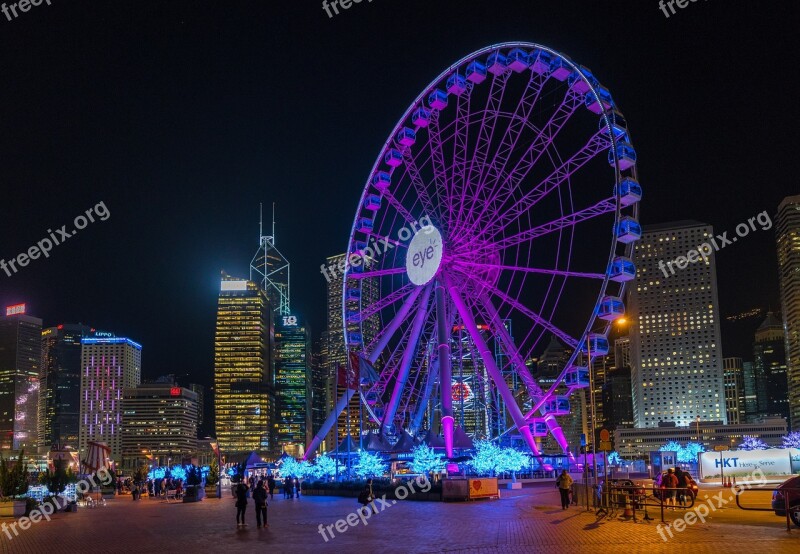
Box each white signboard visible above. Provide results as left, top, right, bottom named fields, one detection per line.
left=221, top=280, right=248, bottom=291
left=698, top=448, right=800, bottom=481
left=406, top=226, right=443, bottom=286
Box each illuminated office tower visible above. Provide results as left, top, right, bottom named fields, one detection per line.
left=0, top=304, right=42, bottom=452
left=777, top=195, right=800, bottom=429
left=78, top=336, right=142, bottom=461
left=274, top=314, right=311, bottom=457
left=753, top=312, right=789, bottom=422
left=41, top=324, right=93, bottom=450
left=629, top=221, right=726, bottom=427
left=310, top=340, right=329, bottom=442
left=324, top=254, right=379, bottom=447
left=213, top=274, right=274, bottom=455
left=723, top=357, right=746, bottom=425
left=121, top=382, right=198, bottom=468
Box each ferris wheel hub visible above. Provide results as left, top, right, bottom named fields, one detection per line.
left=406, top=225, right=444, bottom=286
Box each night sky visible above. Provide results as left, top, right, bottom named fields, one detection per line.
left=1, top=0, right=797, bottom=392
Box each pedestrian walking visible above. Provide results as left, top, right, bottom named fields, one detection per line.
left=556, top=469, right=573, bottom=510
left=267, top=475, right=276, bottom=500
left=235, top=482, right=249, bottom=527
left=253, top=480, right=268, bottom=528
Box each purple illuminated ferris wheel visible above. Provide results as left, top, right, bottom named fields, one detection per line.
left=309, top=42, right=641, bottom=460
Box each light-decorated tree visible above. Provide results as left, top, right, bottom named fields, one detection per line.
left=469, top=440, right=503, bottom=476
left=607, top=451, right=624, bottom=466
left=409, top=444, right=446, bottom=476
left=677, top=442, right=705, bottom=463
left=659, top=441, right=682, bottom=454
left=309, top=454, right=336, bottom=481
left=279, top=457, right=311, bottom=479
left=738, top=436, right=769, bottom=451
left=496, top=447, right=529, bottom=480
left=353, top=451, right=387, bottom=479
left=781, top=431, right=800, bottom=449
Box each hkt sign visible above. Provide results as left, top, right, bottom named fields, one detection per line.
left=698, top=448, right=799, bottom=481
left=6, top=303, right=26, bottom=316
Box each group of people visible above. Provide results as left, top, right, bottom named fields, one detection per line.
left=659, top=467, right=692, bottom=508
left=234, top=475, right=301, bottom=529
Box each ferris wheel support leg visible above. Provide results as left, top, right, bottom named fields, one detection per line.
left=443, top=273, right=542, bottom=460
left=381, top=285, right=433, bottom=433
left=478, top=293, right=545, bottom=400
left=435, top=279, right=455, bottom=459
left=304, top=389, right=356, bottom=459
left=543, top=414, right=570, bottom=455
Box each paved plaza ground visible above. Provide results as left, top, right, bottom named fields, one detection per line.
left=2, top=484, right=798, bottom=553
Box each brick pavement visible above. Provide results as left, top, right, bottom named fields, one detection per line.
left=1, top=486, right=797, bottom=554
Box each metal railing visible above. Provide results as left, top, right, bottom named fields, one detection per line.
left=735, top=486, right=800, bottom=532
left=601, top=485, right=696, bottom=524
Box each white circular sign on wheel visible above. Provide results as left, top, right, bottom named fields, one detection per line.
left=406, top=226, right=443, bottom=286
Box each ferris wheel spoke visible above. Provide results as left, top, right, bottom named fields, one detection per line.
left=380, top=186, right=418, bottom=227
left=363, top=285, right=423, bottom=363
left=464, top=89, right=585, bottom=234
left=449, top=84, right=474, bottom=226
left=481, top=131, right=612, bottom=241
left=477, top=196, right=616, bottom=254
left=357, top=282, right=416, bottom=325
left=471, top=275, right=579, bottom=349
left=347, top=266, right=408, bottom=281
left=398, top=147, right=439, bottom=221
left=381, top=285, right=433, bottom=432
left=426, top=110, right=452, bottom=221
left=452, top=260, right=605, bottom=280
left=457, top=71, right=511, bottom=235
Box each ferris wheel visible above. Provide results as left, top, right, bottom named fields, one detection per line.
left=307, top=42, right=641, bottom=460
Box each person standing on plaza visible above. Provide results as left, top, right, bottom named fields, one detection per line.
left=294, top=476, right=301, bottom=499
left=235, top=481, right=249, bottom=527
left=662, top=468, right=679, bottom=509
left=253, top=480, right=268, bottom=528
left=284, top=476, right=293, bottom=499
left=267, top=475, right=276, bottom=500
left=556, top=469, right=573, bottom=510
left=358, top=478, right=374, bottom=515
left=675, top=468, right=687, bottom=507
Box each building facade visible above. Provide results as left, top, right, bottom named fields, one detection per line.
left=629, top=221, right=727, bottom=428
left=752, top=311, right=789, bottom=422
left=602, top=365, right=634, bottom=432
left=0, top=306, right=42, bottom=452
left=615, top=417, right=787, bottom=459
left=777, top=195, right=800, bottom=429
left=723, top=357, right=746, bottom=425
left=213, top=274, right=274, bottom=455
left=274, top=314, right=311, bottom=457
left=310, top=339, right=329, bottom=443
left=40, top=324, right=93, bottom=451
left=78, top=337, right=142, bottom=461
left=121, top=383, right=198, bottom=468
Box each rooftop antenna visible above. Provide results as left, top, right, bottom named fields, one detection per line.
left=250, top=201, right=291, bottom=315
left=272, top=202, right=276, bottom=245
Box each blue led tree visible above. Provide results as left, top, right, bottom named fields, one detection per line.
left=353, top=451, right=387, bottom=479
left=659, top=441, right=682, bottom=454
left=280, top=458, right=311, bottom=478
left=781, top=431, right=800, bottom=449
left=409, top=444, right=446, bottom=476
left=496, top=447, right=529, bottom=480
left=738, top=436, right=769, bottom=451
left=607, top=451, right=624, bottom=466
left=309, top=454, right=336, bottom=481
left=677, top=442, right=705, bottom=463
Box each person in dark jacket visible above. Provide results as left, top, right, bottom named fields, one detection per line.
left=294, top=477, right=301, bottom=499
left=357, top=479, right=374, bottom=515
left=267, top=475, right=276, bottom=500
left=235, top=482, right=248, bottom=527
left=284, top=476, right=293, bottom=499
left=253, top=480, right=268, bottom=528
left=556, top=470, right=573, bottom=510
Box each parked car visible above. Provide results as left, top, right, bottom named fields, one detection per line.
left=653, top=471, right=699, bottom=501
left=771, top=475, right=800, bottom=527
left=597, top=478, right=646, bottom=507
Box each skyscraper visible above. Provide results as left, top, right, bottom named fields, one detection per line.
left=187, top=383, right=206, bottom=434
left=777, top=195, right=800, bottom=429
left=323, top=254, right=379, bottom=448
left=723, top=357, right=746, bottom=425
left=250, top=205, right=291, bottom=316
left=629, top=221, right=726, bottom=427
left=601, top=365, right=634, bottom=432
left=743, top=361, right=759, bottom=421
left=41, top=323, right=93, bottom=450
left=122, top=382, right=198, bottom=468
left=79, top=336, right=142, bottom=461
left=213, top=274, right=274, bottom=455
left=274, top=314, right=311, bottom=457
left=753, top=312, right=789, bottom=422
left=0, top=304, right=42, bottom=452
left=310, top=339, right=329, bottom=443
